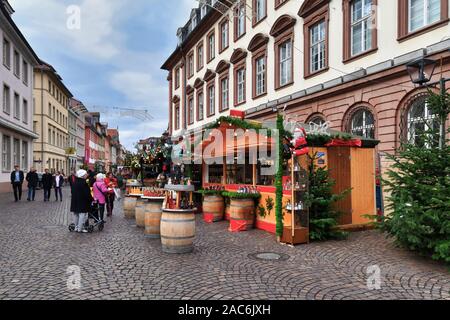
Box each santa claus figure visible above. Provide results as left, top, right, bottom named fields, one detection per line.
left=290, top=127, right=309, bottom=156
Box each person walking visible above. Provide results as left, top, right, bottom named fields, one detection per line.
left=42, top=169, right=53, bottom=201
left=26, top=168, right=39, bottom=201
left=93, top=174, right=109, bottom=223
left=10, top=165, right=24, bottom=202
left=54, top=171, right=64, bottom=202
left=70, top=169, right=93, bottom=233
left=104, top=172, right=118, bottom=220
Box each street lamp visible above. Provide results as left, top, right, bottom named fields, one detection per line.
left=406, top=58, right=437, bottom=85
left=406, top=55, right=449, bottom=149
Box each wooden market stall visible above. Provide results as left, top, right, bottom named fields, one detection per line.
left=199, top=116, right=379, bottom=242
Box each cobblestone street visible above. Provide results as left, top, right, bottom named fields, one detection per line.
left=0, top=188, right=448, bottom=300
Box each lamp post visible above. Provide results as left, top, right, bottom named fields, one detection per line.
left=406, top=56, right=449, bottom=149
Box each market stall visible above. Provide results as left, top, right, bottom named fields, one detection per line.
left=198, top=115, right=379, bottom=243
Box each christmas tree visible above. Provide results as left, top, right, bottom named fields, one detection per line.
left=380, top=90, right=450, bottom=263
left=305, top=153, right=350, bottom=241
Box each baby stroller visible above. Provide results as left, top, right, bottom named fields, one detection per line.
left=69, top=201, right=105, bottom=233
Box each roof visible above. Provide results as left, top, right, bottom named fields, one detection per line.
left=35, top=60, right=73, bottom=98
left=0, top=0, right=40, bottom=65
left=69, top=98, right=89, bottom=114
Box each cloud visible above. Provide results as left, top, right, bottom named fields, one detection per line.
left=8, top=0, right=198, bottom=150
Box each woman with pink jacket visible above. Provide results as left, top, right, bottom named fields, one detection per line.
left=93, top=174, right=109, bottom=223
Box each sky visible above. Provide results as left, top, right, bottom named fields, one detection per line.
left=8, top=0, right=196, bottom=150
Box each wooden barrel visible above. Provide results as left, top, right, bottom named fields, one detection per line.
left=202, top=195, right=224, bottom=223
left=229, top=198, right=255, bottom=232
left=135, top=198, right=146, bottom=227
left=123, top=196, right=137, bottom=219
left=161, top=209, right=196, bottom=254
left=144, top=198, right=164, bottom=238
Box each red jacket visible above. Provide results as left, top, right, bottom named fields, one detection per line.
left=104, top=177, right=118, bottom=194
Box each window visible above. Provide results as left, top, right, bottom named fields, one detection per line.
left=174, top=67, right=180, bottom=89
left=48, top=103, right=51, bottom=116
left=350, top=109, right=375, bottom=139
left=249, top=34, right=268, bottom=98
left=3, top=38, right=11, bottom=68
left=343, top=0, right=377, bottom=61
left=3, top=84, right=10, bottom=114
left=408, top=0, right=441, bottom=32
left=201, top=4, right=208, bottom=18
left=220, top=20, right=229, bottom=52
left=48, top=128, right=51, bottom=144
left=207, top=84, right=215, bottom=116
left=279, top=40, right=292, bottom=87
left=310, top=21, right=326, bottom=73
left=13, top=138, right=20, bottom=168
left=197, top=91, right=204, bottom=121
left=13, top=50, right=20, bottom=77
left=351, top=0, right=373, bottom=56
left=22, top=60, right=29, bottom=85
left=175, top=104, right=180, bottom=130
left=220, top=77, right=229, bottom=111
left=2, top=135, right=11, bottom=171
left=13, top=93, right=20, bottom=119
left=308, top=115, right=326, bottom=127
left=188, top=96, right=194, bottom=125
left=406, top=96, right=439, bottom=147
left=275, top=0, right=288, bottom=9
left=197, top=43, right=204, bottom=71
left=208, top=31, right=215, bottom=61
left=188, top=52, right=194, bottom=78
left=301, top=1, right=329, bottom=77
left=253, top=0, right=267, bottom=24
left=235, top=4, right=246, bottom=40
left=236, top=68, right=246, bottom=105
left=22, top=141, right=28, bottom=169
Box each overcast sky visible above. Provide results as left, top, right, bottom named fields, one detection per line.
left=8, top=0, right=195, bottom=150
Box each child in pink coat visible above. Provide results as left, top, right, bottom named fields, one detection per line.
left=93, top=174, right=109, bottom=222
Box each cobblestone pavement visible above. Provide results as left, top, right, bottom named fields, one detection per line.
left=0, top=188, right=449, bottom=300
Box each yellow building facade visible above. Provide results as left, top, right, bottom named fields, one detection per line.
left=33, top=61, right=72, bottom=173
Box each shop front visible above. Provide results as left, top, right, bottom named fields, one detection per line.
left=198, top=116, right=379, bottom=242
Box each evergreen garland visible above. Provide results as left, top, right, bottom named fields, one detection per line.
left=275, top=114, right=284, bottom=237
left=222, top=191, right=261, bottom=199
left=197, top=189, right=224, bottom=196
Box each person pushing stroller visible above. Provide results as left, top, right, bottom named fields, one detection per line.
left=70, top=170, right=92, bottom=233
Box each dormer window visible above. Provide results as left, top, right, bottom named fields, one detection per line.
left=201, top=5, right=207, bottom=19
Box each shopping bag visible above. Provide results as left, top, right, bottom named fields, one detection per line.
left=113, top=188, right=122, bottom=201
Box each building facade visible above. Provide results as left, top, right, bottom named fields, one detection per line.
left=67, top=107, right=78, bottom=173
left=162, top=0, right=450, bottom=174
left=107, top=128, right=121, bottom=172
left=84, top=112, right=106, bottom=172
left=69, top=98, right=87, bottom=170
left=33, top=61, right=72, bottom=174
left=0, top=0, right=39, bottom=192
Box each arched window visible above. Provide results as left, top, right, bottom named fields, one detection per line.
left=308, top=114, right=326, bottom=126
left=406, top=96, right=438, bottom=147
left=349, top=108, right=375, bottom=139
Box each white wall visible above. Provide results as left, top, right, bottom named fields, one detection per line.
left=171, top=0, right=450, bottom=137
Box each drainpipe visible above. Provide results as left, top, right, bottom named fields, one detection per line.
left=40, top=68, right=44, bottom=172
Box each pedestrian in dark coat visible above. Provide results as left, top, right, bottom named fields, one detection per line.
left=25, top=168, right=39, bottom=201
left=70, top=170, right=93, bottom=233
left=42, top=169, right=53, bottom=201
left=10, top=165, right=24, bottom=202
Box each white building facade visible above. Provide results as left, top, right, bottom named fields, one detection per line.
left=162, top=0, right=450, bottom=172
left=0, top=0, right=39, bottom=192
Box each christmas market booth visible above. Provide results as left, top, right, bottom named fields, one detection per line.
left=197, top=113, right=380, bottom=244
